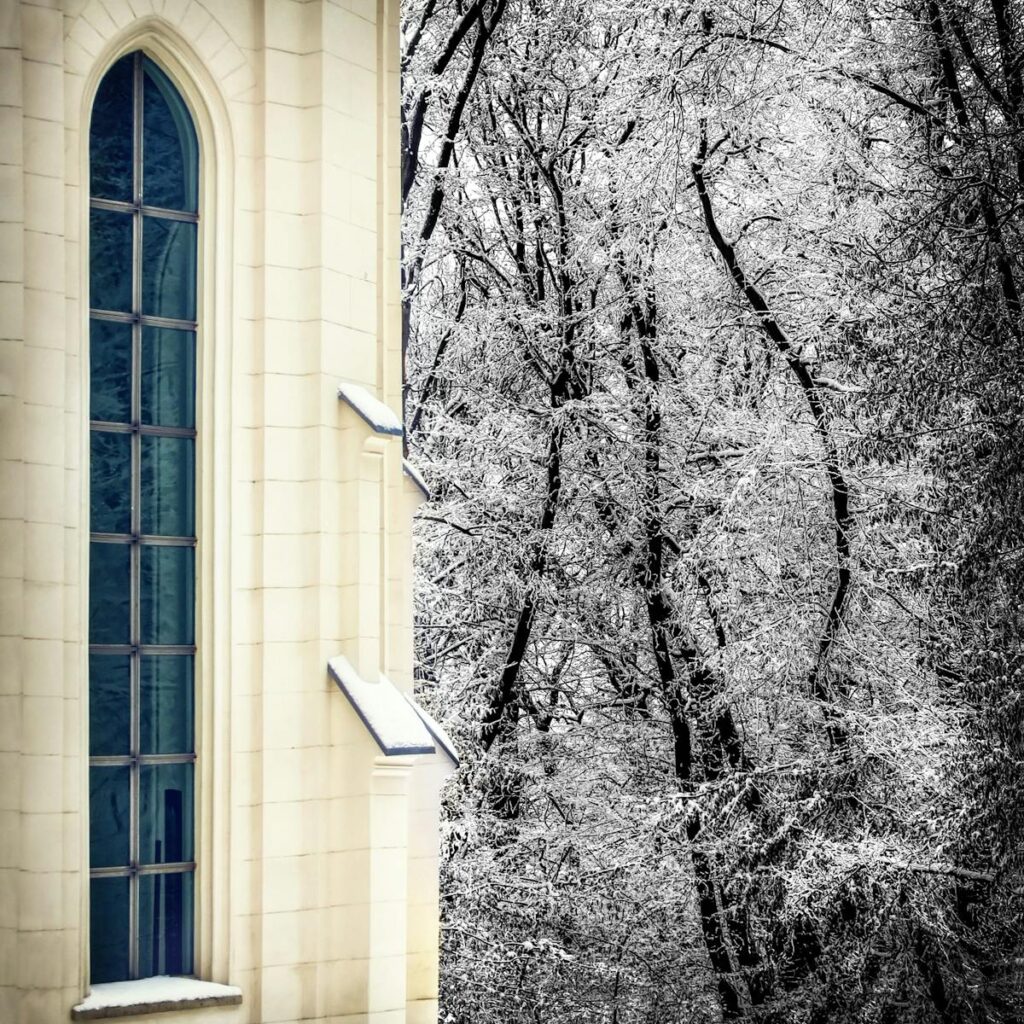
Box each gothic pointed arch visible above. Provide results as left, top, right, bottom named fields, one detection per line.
left=87, top=49, right=199, bottom=983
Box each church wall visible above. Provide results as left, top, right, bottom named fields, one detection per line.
left=0, top=1, right=444, bottom=1022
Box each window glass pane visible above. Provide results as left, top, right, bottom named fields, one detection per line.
left=90, top=208, right=133, bottom=313
left=139, top=762, right=194, bottom=864
left=140, top=545, right=194, bottom=645
left=89, top=52, right=200, bottom=987
left=142, top=327, right=195, bottom=428
left=89, top=542, right=131, bottom=645
left=90, top=319, right=132, bottom=423
left=89, top=654, right=131, bottom=756
left=90, top=765, right=131, bottom=868
left=141, top=655, right=194, bottom=755
left=142, top=59, right=198, bottom=213
left=90, top=876, right=131, bottom=983
left=142, top=218, right=196, bottom=321
left=90, top=432, right=132, bottom=534
left=138, top=871, right=194, bottom=977
left=90, top=55, right=133, bottom=203
left=141, top=436, right=194, bottom=537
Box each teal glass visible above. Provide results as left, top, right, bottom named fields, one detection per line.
left=89, top=654, right=131, bottom=756
left=89, top=52, right=199, bottom=983
left=90, top=877, right=130, bottom=983
left=141, top=436, right=194, bottom=536
left=138, top=872, right=194, bottom=977
left=90, top=319, right=132, bottom=424
left=90, top=432, right=132, bottom=534
left=140, top=656, right=194, bottom=754
left=142, top=218, right=196, bottom=321
left=89, top=208, right=133, bottom=313
left=89, top=765, right=131, bottom=868
left=89, top=542, right=131, bottom=645
left=139, top=762, right=194, bottom=864
left=143, top=59, right=198, bottom=213
left=89, top=54, right=133, bottom=203
left=140, top=545, right=194, bottom=645
left=142, top=327, right=195, bottom=428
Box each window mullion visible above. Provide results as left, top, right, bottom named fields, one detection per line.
left=128, top=49, right=144, bottom=982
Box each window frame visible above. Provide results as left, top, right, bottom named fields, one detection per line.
left=79, top=30, right=236, bottom=991
left=88, top=49, right=201, bottom=983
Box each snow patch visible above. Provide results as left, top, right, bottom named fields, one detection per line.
left=403, top=692, right=460, bottom=765
left=328, top=655, right=436, bottom=755
left=405, top=693, right=460, bottom=767
left=337, top=382, right=403, bottom=436
left=403, top=458, right=431, bottom=499
left=72, top=977, right=241, bottom=1018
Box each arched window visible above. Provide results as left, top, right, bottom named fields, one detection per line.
left=88, top=50, right=198, bottom=984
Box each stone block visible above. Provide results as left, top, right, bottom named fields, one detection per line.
left=17, top=868, right=64, bottom=931
left=20, top=694, right=63, bottom=756
left=21, top=62, right=62, bottom=125
left=262, top=851, right=317, bottom=917
left=18, top=754, right=61, bottom=812
left=263, top=799, right=323, bottom=859
left=261, top=907, right=320, bottom=967
left=326, top=848, right=369, bottom=908
left=260, top=961, right=318, bottom=1023
left=19, top=812, right=63, bottom=874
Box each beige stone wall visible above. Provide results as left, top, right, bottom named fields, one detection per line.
left=0, top=1, right=447, bottom=1022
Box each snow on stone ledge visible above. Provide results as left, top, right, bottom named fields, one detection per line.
left=403, top=458, right=430, bottom=499
left=328, top=655, right=435, bottom=756
left=405, top=693, right=460, bottom=767
left=337, top=381, right=403, bottom=436
left=71, top=977, right=242, bottom=1020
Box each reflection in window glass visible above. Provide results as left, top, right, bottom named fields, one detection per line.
left=89, top=542, right=131, bottom=645
left=140, top=546, right=195, bottom=646
left=142, top=219, right=197, bottom=321
left=141, top=435, right=195, bottom=537
left=142, top=327, right=196, bottom=428
left=90, top=432, right=132, bottom=534
left=89, top=55, right=133, bottom=202
left=90, top=877, right=130, bottom=984
left=137, top=872, right=194, bottom=978
left=89, top=765, right=131, bottom=868
left=140, top=655, right=194, bottom=755
left=89, top=209, right=133, bottom=313
left=90, top=319, right=132, bottom=424
left=139, top=762, right=194, bottom=864
left=143, top=60, right=198, bottom=213
left=89, top=654, right=131, bottom=757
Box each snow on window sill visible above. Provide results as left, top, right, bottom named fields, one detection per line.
left=70, top=977, right=242, bottom=1020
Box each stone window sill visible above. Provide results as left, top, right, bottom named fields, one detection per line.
left=71, top=978, right=242, bottom=1020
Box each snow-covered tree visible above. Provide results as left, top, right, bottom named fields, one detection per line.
left=401, top=2, right=1024, bottom=1020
